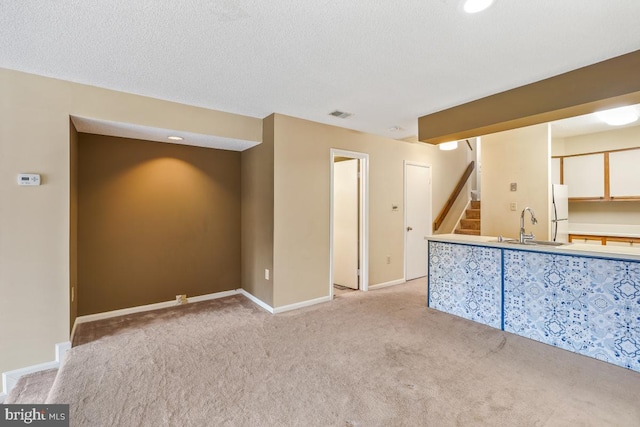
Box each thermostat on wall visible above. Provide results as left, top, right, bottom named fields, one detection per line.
left=17, top=173, right=41, bottom=186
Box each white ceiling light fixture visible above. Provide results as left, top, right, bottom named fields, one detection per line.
left=167, top=136, right=184, bottom=141
left=595, top=106, right=639, bottom=126
left=462, top=0, right=495, bottom=14
left=439, top=141, right=458, bottom=151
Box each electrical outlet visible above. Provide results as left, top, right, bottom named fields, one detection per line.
left=265, top=269, right=270, bottom=280
left=510, top=182, right=517, bottom=191
left=386, top=256, right=391, bottom=264
left=176, top=294, right=187, bottom=305
left=510, top=202, right=517, bottom=211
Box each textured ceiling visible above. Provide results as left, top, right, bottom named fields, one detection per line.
left=2, top=1, right=640, bottom=140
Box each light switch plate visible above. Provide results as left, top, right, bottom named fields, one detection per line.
left=510, top=182, right=517, bottom=191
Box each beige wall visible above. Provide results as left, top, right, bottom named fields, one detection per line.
left=481, top=124, right=550, bottom=240
left=0, top=68, right=261, bottom=374
left=569, top=201, right=640, bottom=225
left=241, top=115, right=275, bottom=306
left=77, top=134, right=241, bottom=315
left=560, top=124, right=640, bottom=155
left=271, top=114, right=468, bottom=307
left=551, top=137, right=565, bottom=157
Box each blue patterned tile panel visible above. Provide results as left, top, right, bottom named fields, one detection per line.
left=503, top=250, right=640, bottom=372
left=428, top=241, right=502, bottom=329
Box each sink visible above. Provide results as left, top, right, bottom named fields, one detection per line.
left=506, top=240, right=566, bottom=247
left=489, top=238, right=566, bottom=247
left=489, top=238, right=517, bottom=243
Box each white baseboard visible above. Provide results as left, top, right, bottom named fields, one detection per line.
left=70, top=319, right=79, bottom=347
left=74, top=289, right=242, bottom=325
left=55, top=342, right=71, bottom=366
left=238, top=289, right=274, bottom=313
left=369, top=278, right=406, bottom=290
left=224, top=289, right=331, bottom=315
left=2, top=341, right=70, bottom=396
left=273, top=295, right=332, bottom=314
left=189, top=289, right=239, bottom=303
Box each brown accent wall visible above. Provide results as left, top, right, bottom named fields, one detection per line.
left=241, top=115, right=275, bottom=306
left=77, top=134, right=241, bottom=315
left=69, top=121, right=78, bottom=329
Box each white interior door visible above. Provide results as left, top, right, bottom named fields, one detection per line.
left=405, top=163, right=431, bottom=280
left=333, top=159, right=359, bottom=289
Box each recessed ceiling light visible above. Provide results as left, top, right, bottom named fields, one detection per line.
left=595, top=106, right=639, bottom=126
left=463, top=0, right=494, bottom=14
left=439, top=141, right=459, bottom=151
left=167, top=136, right=184, bottom=141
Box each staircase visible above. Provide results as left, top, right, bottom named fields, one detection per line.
left=455, top=200, right=481, bottom=236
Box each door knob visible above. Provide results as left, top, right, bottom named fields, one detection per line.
left=407, top=226, right=413, bottom=231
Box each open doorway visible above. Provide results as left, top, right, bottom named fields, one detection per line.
left=330, top=149, right=368, bottom=299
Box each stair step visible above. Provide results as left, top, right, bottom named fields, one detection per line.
left=470, top=200, right=481, bottom=209
left=465, top=209, right=480, bottom=219
left=460, top=218, right=480, bottom=230
left=455, top=228, right=481, bottom=236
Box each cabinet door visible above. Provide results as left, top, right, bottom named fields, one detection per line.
left=551, top=157, right=561, bottom=185
left=609, top=149, right=640, bottom=198
left=563, top=153, right=605, bottom=199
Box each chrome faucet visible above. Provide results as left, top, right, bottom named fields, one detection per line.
left=520, top=207, right=538, bottom=244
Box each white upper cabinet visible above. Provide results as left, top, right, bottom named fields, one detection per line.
left=609, top=149, right=640, bottom=198
left=551, top=157, right=561, bottom=185
left=563, top=153, right=605, bottom=198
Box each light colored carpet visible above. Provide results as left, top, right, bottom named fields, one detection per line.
left=49, top=279, right=640, bottom=426
left=5, top=368, right=58, bottom=404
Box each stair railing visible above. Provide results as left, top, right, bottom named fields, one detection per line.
left=433, top=161, right=475, bottom=232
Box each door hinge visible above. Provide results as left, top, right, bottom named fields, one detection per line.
left=357, top=269, right=360, bottom=276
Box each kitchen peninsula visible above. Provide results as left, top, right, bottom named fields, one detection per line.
left=426, top=234, right=640, bottom=372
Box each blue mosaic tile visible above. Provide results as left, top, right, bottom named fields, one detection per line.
left=428, top=242, right=501, bottom=328
left=503, top=250, right=640, bottom=372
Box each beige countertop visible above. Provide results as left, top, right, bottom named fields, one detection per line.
left=426, top=234, right=640, bottom=262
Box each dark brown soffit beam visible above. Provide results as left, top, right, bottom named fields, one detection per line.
left=418, top=49, right=640, bottom=144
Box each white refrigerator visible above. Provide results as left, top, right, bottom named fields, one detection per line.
left=551, top=184, right=569, bottom=242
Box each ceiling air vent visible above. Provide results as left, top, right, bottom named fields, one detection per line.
left=329, top=110, right=353, bottom=119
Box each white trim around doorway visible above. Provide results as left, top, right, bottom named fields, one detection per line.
left=329, top=149, right=369, bottom=300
